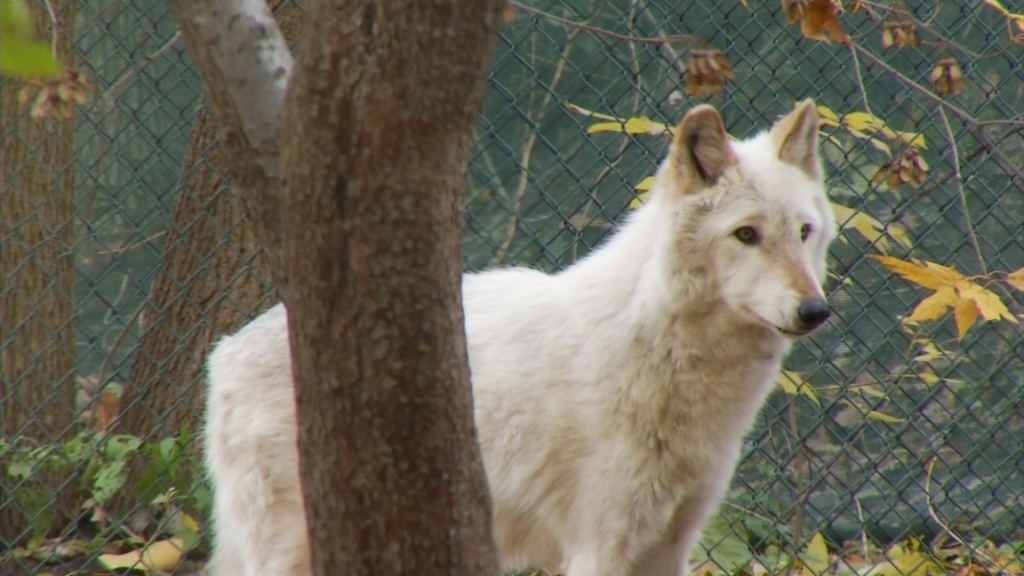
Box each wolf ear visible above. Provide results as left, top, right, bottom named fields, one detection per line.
left=669, top=105, right=737, bottom=192
left=770, top=99, right=821, bottom=180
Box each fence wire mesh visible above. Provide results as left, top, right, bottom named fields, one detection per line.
left=1, top=0, right=1022, bottom=574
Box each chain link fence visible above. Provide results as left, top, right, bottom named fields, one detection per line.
left=2, top=0, right=1022, bottom=573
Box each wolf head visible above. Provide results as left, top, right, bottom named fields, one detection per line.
left=653, top=100, right=836, bottom=339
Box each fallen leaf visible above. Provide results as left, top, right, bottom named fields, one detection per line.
left=98, top=538, right=184, bottom=572
left=801, top=532, right=831, bottom=576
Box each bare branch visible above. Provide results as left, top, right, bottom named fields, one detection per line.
left=509, top=0, right=704, bottom=47
left=937, top=106, right=987, bottom=274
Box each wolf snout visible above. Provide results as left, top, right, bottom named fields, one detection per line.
left=797, top=298, right=830, bottom=330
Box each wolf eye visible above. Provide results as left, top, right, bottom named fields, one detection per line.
left=800, top=224, right=812, bottom=242
left=734, top=226, right=759, bottom=245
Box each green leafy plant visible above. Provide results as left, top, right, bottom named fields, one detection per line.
left=0, top=0, right=63, bottom=78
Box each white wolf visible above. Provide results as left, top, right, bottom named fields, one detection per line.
left=203, top=100, right=836, bottom=576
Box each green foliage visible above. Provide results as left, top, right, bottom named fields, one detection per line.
left=2, top=428, right=209, bottom=542
left=0, top=0, right=63, bottom=78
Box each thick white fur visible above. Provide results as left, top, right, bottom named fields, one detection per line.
left=204, top=101, right=836, bottom=576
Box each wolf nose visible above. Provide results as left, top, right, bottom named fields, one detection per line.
left=797, top=298, right=831, bottom=330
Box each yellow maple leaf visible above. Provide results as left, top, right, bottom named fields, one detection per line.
left=956, top=282, right=1017, bottom=323
left=587, top=116, right=674, bottom=136
left=984, top=0, right=1024, bottom=32
left=866, top=410, right=905, bottom=423
left=923, top=261, right=964, bottom=285
left=908, top=286, right=957, bottom=323
left=832, top=204, right=911, bottom=253
left=629, top=176, right=657, bottom=209
left=1006, top=268, right=1024, bottom=291
left=844, top=111, right=886, bottom=134
left=953, top=298, right=980, bottom=340
left=777, top=370, right=821, bottom=407
left=912, top=341, right=944, bottom=363
left=870, top=256, right=957, bottom=290
left=634, top=176, right=656, bottom=191
left=816, top=105, right=842, bottom=128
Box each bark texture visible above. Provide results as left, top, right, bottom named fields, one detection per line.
left=279, top=0, right=505, bottom=573
left=115, top=1, right=304, bottom=509
left=0, top=1, right=79, bottom=543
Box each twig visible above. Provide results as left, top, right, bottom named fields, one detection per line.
left=851, top=43, right=975, bottom=125
left=43, top=0, right=59, bottom=57
left=636, top=3, right=689, bottom=76
left=509, top=0, right=703, bottom=47
left=923, top=456, right=998, bottom=566
left=570, top=0, right=647, bottom=261
left=848, top=43, right=875, bottom=121
left=723, top=501, right=777, bottom=526
left=854, top=495, right=869, bottom=559
left=893, top=146, right=986, bottom=212
left=973, top=126, right=1024, bottom=182
left=96, top=302, right=146, bottom=406
left=494, top=18, right=583, bottom=265
left=851, top=43, right=1024, bottom=181
left=96, top=230, right=168, bottom=256
left=937, top=106, right=987, bottom=274
left=101, top=32, right=182, bottom=104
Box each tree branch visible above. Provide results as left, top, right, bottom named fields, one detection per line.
left=167, top=0, right=293, bottom=276
left=509, top=0, right=704, bottom=47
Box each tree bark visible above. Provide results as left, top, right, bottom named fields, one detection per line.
left=165, top=0, right=295, bottom=279
left=115, top=1, right=304, bottom=510
left=279, top=0, right=504, bottom=573
left=0, top=1, right=79, bottom=543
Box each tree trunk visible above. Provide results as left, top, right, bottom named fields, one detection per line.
left=114, top=2, right=305, bottom=513
left=0, top=1, right=79, bottom=543
left=279, top=0, right=504, bottom=573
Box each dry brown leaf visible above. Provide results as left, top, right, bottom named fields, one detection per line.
left=874, top=147, right=928, bottom=190
left=502, top=5, right=516, bottom=23
left=783, top=0, right=850, bottom=44
left=931, top=58, right=964, bottom=96
left=686, top=49, right=735, bottom=97
left=882, top=22, right=920, bottom=48
left=17, top=68, right=95, bottom=120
